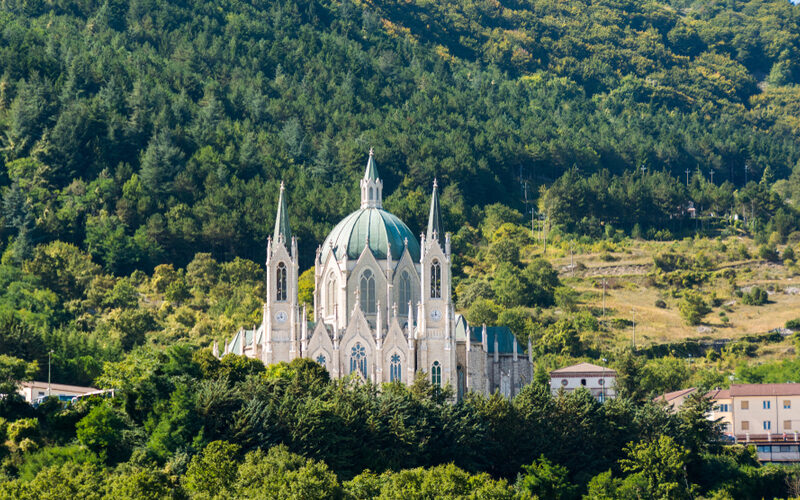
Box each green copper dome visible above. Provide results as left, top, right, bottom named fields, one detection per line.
left=321, top=208, right=420, bottom=262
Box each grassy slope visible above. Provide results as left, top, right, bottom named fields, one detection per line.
left=540, top=236, right=799, bottom=350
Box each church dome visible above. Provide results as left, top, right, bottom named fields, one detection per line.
left=321, top=208, right=420, bottom=262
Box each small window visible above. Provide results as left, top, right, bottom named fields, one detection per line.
left=431, top=361, right=441, bottom=387
left=741, top=400, right=749, bottom=410
left=785, top=420, right=792, bottom=430
left=398, top=271, right=411, bottom=315
left=276, top=262, right=287, bottom=302
left=742, top=421, right=750, bottom=430
left=763, top=400, right=771, bottom=410
left=316, top=354, right=326, bottom=367
left=763, top=421, right=772, bottom=431
left=38, top=391, right=45, bottom=397
left=560, top=379, right=568, bottom=387
left=778, top=445, right=796, bottom=453
left=326, top=274, right=336, bottom=314
left=390, top=354, right=402, bottom=383
left=784, top=400, right=791, bottom=409
left=350, top=342, right=367, bottom=377
left=721, top=423, right=729, bottom=431
left=757, top=445, right=771, bottom=453
left=719, top=404, right=729, bottom=412
left=598, top=379, right=605, bottom=385
left=580, top=379, right=587, bottom=386
left=430, top=260, right=442, bottom=298
left=360, top=269, right=376, bottom=314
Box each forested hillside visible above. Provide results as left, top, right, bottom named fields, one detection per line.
left=4, top=0, right=800, bottom=496
left=1, top=0, right=800, bottom=269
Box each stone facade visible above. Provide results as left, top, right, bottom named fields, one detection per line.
left=223, top=151, right=533, bottom=398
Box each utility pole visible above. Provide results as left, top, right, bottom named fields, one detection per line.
left=685, top=168, right=690, bottom=187
left=47, top=350, right=53, bottom=396
left=631, top=310, right=636, bottom=351
left=570, top=241, right=574, bottom=277
left=530, top=208, right=535, bottom=239
left=542, top=215, right=547, bottom=254
left=744, top=163, right=749, bottom=185
left=640, top=164, right=647, bottom=175
left=602, top=278, right=607, bottom=318
left=710, top=170, right=714, bottom=184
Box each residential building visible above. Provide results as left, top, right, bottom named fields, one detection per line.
left=18, top=381, right=98, bottom=404
left=549, top=362, right=616, bottom=401
left=654, top=387, right=699, bottom=411
left=710, top=384, right=800, bottom=462
left=222, top=151, right=533, bottom=398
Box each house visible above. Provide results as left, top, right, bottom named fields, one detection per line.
left=18, top=381, right=99, bottom=404
left=549, top=362, right=616, bottom=401
left=709, top=384, right=800, bottom=462
left=654, top=387, right=699, bottom=411
left=658, top=384, right=800, bottom=463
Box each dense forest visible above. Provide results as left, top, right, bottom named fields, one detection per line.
left=0, top=354, right=795, bottom=498
left=3, top=0, right=800, bottom=495
left=1, top=0, right=800, bottom=268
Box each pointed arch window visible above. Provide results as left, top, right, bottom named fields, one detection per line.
left=369, top=186, right=374, bottom=201
left=350, top=342, right=367, bottom=377
left=327, top=273, right=336, bottom=314
left=398, top=271, right=411, bottom=315
left=276, top=262, right=287, bottom=302
left=430, top=260, right=441, bottom=298
left=360, top=269, right=376, bottom=314
left=390, top=354, right=402, bottom=382
left=316, top=354, right=326, bottom=367
left=431, top=361, right=441, bottom=387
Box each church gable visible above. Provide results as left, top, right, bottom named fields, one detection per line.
left=340, top=306, right=377, bottom=380
left=307, top=321, right=334, bottom=366
left=348, top=245, right=385, bottom=316
left=382, top=317, right=410, bottom=383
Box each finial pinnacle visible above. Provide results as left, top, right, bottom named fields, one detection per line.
left=369, top=147, right=374, bottom=156
left=433, top=178, right=438, bottom=189
left=280, top=180, right=285, bottom=191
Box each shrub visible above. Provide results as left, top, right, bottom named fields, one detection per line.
left=679, top=292, right=711, bottom=325
left=786, top=319, right=800, bottom=330
left=655, top=299, right=667, bottom=309
left=7, top=418, right=40, bottom=445
left=741, top=287, right=768, bottom=306
left=758, top=245, right=780, bottom=262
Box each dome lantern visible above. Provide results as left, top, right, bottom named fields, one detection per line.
left=360, top=148, right=383, bottom=209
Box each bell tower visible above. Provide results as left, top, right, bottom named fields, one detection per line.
left=263, top=181, right=300, bottom=365
left=419, top=179, right=456, bottom=390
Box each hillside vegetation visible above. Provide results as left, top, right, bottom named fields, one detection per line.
left=1, top=0, right=800, bottom=268
left=3, top=0, right=800, bottom=496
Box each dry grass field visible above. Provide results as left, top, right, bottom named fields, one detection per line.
left=535, top=236, right=800, bottom=351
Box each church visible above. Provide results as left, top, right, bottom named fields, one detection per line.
left=221, top=151, right=533, bottom=398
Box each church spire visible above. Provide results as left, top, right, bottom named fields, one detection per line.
left=274, top=181, right=291, bottom=243
left=426, top=179, right=442, bottom=242
left=360, top=148, right=383, bottom=209
left=364, top=147, right=379, bottom=181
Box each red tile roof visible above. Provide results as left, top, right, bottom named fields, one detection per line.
left=706, top=388, right=731, bottom=399
left=654, top=387, right=697, bottom=403
left=729, top=383, right=800, bottom=397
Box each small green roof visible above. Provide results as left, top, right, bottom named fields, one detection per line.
left=321, top=208, right=420, bottom=262
left=469, top=326, right=525, bottom=354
